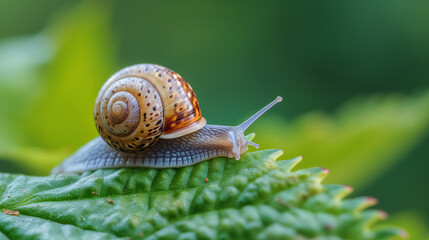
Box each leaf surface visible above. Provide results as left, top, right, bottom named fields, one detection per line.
left=0, top=150, right=402, bottom=240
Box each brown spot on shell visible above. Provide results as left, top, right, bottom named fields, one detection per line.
left=158, top=67, right=203, bottom=134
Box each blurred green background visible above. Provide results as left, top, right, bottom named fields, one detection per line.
left=0, top=0, right=428, bottom=238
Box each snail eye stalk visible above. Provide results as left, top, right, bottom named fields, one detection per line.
left=238, top=96, right=283, bottom=132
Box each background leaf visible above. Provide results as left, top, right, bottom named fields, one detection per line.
left=251, top=92, right=429, bottom=189
left=381, top=211, right=429, bottom=240
left=25, top=1, right=115, bottom=150
left=0, top=2, right=116, bottom=176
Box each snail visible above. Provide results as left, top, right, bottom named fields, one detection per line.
left=52, top=64, right=282, bottom=174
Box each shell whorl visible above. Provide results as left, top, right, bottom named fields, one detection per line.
left=94, top=64, right=206, bottom=153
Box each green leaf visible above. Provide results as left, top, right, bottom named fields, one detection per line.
left=25, top=1, right=116, bottom=150
left=252, top=92, right=429, bottom=188
left=0, top=1, right=115, bottom=151
left=0, top=2, right=116, bottom=175
left=0, top=33, right=55, bottom=151
left=0, top=150, right=402, bottom=239
left=380, top=211, right=429, bottom=240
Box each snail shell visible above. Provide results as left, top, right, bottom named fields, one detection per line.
left=52, top=63, right=282, bottom=174
left=94, top=64, right=206, bottom=152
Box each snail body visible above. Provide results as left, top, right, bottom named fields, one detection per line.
left=52, top=64, right=282, bottom=174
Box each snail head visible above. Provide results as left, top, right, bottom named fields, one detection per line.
left=228, top=96, right=283, bottom=160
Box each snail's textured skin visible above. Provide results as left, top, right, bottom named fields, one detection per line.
left=52, top=125, right=248, bottom=174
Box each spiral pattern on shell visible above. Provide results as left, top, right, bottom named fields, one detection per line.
left=94, top=64, right=206, bottom=153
